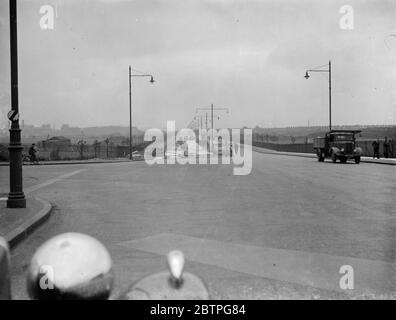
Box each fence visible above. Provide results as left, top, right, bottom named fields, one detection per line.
left=2, top=139, right=395, bottom=161
left=252, top=139, right=396, bottom=158
left=252, top=141, right=314, bottom=154
left=0, top=141, right=152, bottom=161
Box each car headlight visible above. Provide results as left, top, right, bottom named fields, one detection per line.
left=340, top=148, right=344, bottom=152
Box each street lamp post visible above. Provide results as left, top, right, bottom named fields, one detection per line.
left=128, top=66, right=154, bottom=161
left=193, top=116, right=202, bottom=130
left=7, top=0, right=26, bottom=208
left=196, top=104, right=229, bottom=151
left=304, top=60, right=332, bottom=131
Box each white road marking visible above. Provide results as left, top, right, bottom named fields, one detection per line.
left=119, top=233, right=396, bottom=295
left=25, top=169, right=86, bottom=194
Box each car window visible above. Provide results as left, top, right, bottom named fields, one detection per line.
left=334, top=135, right=354, bottom=141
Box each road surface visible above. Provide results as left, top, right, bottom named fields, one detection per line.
left=1, top=152, right=395, bottom=299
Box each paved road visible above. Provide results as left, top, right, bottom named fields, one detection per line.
left=1, top=152, right=395, bottom=299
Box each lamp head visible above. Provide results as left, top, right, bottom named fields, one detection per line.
left=150, top=76, right=155, bottom=84
left=304, top=71, right=310, bottom=79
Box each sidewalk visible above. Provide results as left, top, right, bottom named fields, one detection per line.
left=0, top=197, right=52, bottom=248
left=253, top=146, right=396, bottom=165
left=0, top=156, right=145, bottom=167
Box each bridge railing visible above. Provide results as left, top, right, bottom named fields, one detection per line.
left=252, top=139, right=396, bottom=157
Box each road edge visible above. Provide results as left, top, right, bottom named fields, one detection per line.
left=0, top=158, right=145, bottom=167
left=5, top=198, right=52, bottom=249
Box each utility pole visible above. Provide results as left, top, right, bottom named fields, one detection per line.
left=196, top=104, right=229, bottom=152
left=129, top=66, right=132, bottom=160
left=211, top=104, right=214, bottom=130
left=7, top=0, right=26, bottom=208
left=211, top=104, right=214, bottom=151
left=304, top=60, right=332, bottom=131
left=128, top=66, right=155, bottom=160
left=329, top=60, right=332, bottom=131
left=196, top=104, right=229, bottom=130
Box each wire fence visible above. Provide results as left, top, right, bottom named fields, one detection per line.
left=0, top=140, right=151, bottom=161
left=252, top=138, right=396, bottom=158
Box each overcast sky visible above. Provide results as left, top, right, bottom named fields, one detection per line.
left=0, top=0, right=395, bottom=130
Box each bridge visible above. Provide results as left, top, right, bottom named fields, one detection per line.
left=1, top=148, right=394, bottom=299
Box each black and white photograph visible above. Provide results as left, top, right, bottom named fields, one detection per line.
left=0, top=0, right=395, bottom=305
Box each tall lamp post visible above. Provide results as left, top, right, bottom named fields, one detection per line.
left=128, top=66, right=155, bottom=160
left=7, top=0, right=26, bottom=208
left=304, top=60, right=332, bottom=131
left=196, top=104, right=229, bottom=151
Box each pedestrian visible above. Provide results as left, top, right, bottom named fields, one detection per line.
left=383, top=137, right=390, bottom=159
left=372, top=139, right=380, bottom=159
left=28, top=143, right=39, bottom=164
left=390, top=139, right=394, bottom=158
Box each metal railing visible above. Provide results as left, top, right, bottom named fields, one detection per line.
left=252, top=139, right=396, bottom=158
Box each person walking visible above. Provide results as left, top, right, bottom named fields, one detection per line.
left=383, top=137, right=390, bottom=159
left=372, top=139, right=380, bottom=159
left=28, top=143, right=39, bottom=164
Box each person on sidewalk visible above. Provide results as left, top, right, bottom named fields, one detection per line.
left=372, top=139, right=380, bottom=159
left=390, top=139, right=394, bottom=158
left=383, top=137, right=390, bottom=159
left=28, top=143, right=39, bottom=164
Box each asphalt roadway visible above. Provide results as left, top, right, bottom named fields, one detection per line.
left=1, top=151, right=395, bottom=299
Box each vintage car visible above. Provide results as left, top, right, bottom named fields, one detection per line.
left=313, top=130, right=362, bottom=164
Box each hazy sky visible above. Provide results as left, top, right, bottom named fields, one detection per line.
left=0, top=0, right=395, bottom=130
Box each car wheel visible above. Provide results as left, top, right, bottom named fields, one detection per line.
left=331, top=153, right=337, bottom=163
left=355, top=156, right=360, bottom=164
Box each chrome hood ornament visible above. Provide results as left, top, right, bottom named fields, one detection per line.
left=119, top=249, right=209, bottom=300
